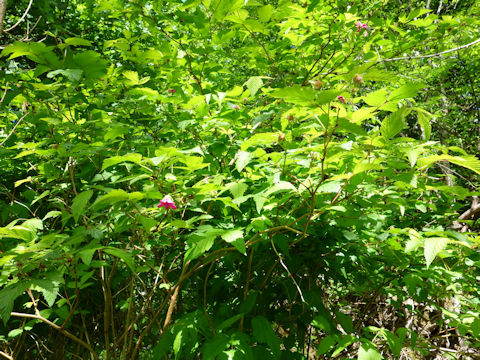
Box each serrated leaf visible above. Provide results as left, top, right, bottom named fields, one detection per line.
left=316, top=90, right=341, bottom=105
left=252, top=316, right=281, bottom=359
left=358, top=343, right=383, bottom=360
left=270, top=85, right=315, bottom=105
left=71, top=190, right=93, bottom=223
left=241, top=132, right=278, bottom=151
left=424, top=237, right=449, bottom=267
left=0, top=281, right=29, bottom=325
left=228, top=182, right=248, bottom=198
left=77, top=248, right=97, bottom=266
left=317, top=335, right=337, bottom=354
left=102, top=153, right=142, bottom=170
left=381, top=107, right=410, bottom=139
left=236, top=150, right=253, bottom=172
left=363, top=69, right=396, bottom=82
left=389, top=83, right=425, bottom=101
left=31, top=279, right=59, bottom=307
left=363, top=89, right=388, bottom=107
left=405, top=229, right=422, bottom=253
left=47, top=69, right=83, bottom=82
left=245, top=76, right=263, bottom=97
left=104, top=247, right=135, bottom=272
left=221, top=229, right=246, bottom=254
left=201, top=334, right=230, bottom=360
left=92, top=189, right=129, bottom=209
left=257, top=5, right=274, bottom=22
left=65, top=37, right=92, bottom=47
left=418, top=155, right=480, bottom=175
left=265, top=181, right=297, bottom=196
left=416, top=110, right=432, bottom=140
left=317, top=181, right=341, bottom=193
left=185, top=236, right=215, bottom=263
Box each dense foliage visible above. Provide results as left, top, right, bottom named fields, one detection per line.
left=1, top=1, right=480, bottom=359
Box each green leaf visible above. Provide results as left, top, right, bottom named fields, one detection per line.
left=384, top=329, right=405, bottom=356
left=265, top=181, right=297, bottom=196
left=71, top=190, right=93, bottom=223
left=257, top=5, right=274, bottom=22
left=416, top=109, right=432, bottom=140
left=104, top=247, right=135, bottom=272
left=317, top=335, right=337, bottom=355
left=424, top=237, right=449, bottom=268
left=173, top=329, right=183, bottom=357
left=270, top=85, right=315, bottom=105
left=418, top=155, right=480, bottom=175
left=221, top=229, right=246, bottom=254
left=92, top=189, right=129, bottom=209
left=77, top=248, right=97, bottom=266
left=388, top=83, right=425, bottom=101
left=31, top=279, right=60, bottom=307
left=316, top=90, right=342, bottom=105
left=236, top=151, right=253, bottom=172
left=185, top=235, right=215, bottom=263
left=47, top=69, right=83, bottom=81
left=363, top=89, right=388, bottom=107
left=405, top=229, right=422, bottom=253
left=202, top=334, right=230, bottom=360
left=331, top=335, right=356, bottom=357
left=252, top=316, right=281, bottom=359
left=228, top=182, right=248, bottom=199
left=0, top=281, right=29, bottom=325
left=358, top=343, right=383, bottom=360
left=101, top=153, right=142, bottom=171
left=69, top=51, right=108, bottom=81
left=335, top=311, right=354, bottom=333
left=307, top=0, right=321, bottom=12
left=65, top=37, right=93, bottom=47
left=317, top=181, right=341, bottom=193
left=381, top=107, right=410, bottom=139
left=241, top=132, right=278, bottom=151
left=245, top=76, right=264, bottom=97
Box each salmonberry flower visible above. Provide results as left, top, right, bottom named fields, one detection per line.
left=337, top=95, right=346, bottom=104
left=355, top=22, right=368, bottom=32
left=233, top=105, right=240, bottom=110
left=168, top=88, right=176, bottom=93
left=157, top=195, right=177, bottom=210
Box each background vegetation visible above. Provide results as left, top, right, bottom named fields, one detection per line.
left=1, top=0, right=480, bottom=359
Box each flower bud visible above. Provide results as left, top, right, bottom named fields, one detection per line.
left=313, top=79, right=323, bottom=90
left=353, top=74, right=363, bottom=85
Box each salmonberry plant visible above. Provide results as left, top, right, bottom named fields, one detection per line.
left=1, top=1, right=480, bottom=359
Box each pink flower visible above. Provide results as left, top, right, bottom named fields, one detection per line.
left=168, top=89, right=176, bottom=93
left=157, top=195, right=177, bottom=210
left=337, top=95, right=346, bottom=104
left=233, top=105, right=240, bottom=110
left=356, top=22, right=367, bottom=32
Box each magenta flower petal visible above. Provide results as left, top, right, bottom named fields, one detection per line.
left=337, top=95, right=346, bottom=104
left=157, top=195, right=177, bottom=210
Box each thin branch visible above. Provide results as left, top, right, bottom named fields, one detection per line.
left=0, top=81, right=9, bottom=106
left=301, top=22, right=333, bottom=85
left=270, top=237, right=305, bottom=303
left=242, top=24, right=287, bottom=87
left=4, top=0, right=34, bottom=32
left=1, top=111, right=29, bottom=146
left=10, top=312, right=99, bottom=360
left=377, top=37, right=480, bottom=63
